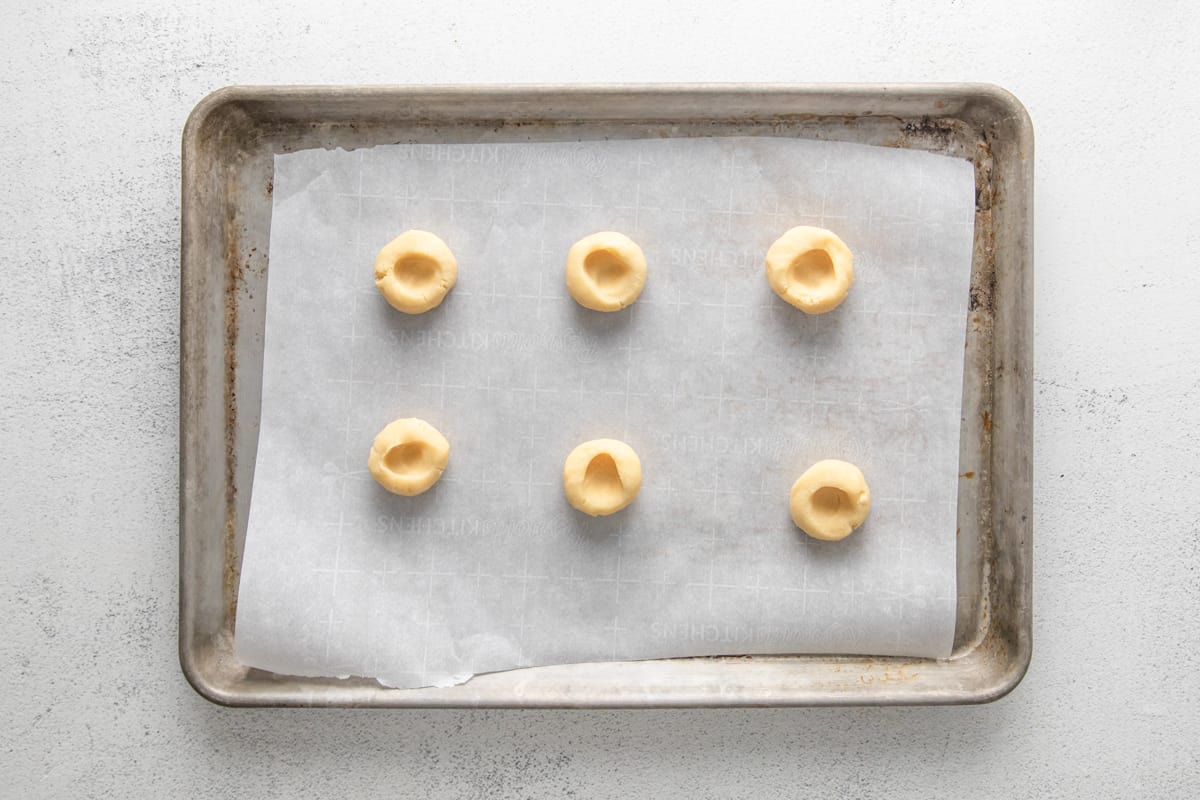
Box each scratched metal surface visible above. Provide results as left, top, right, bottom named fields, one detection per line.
left=179, top=84, right=1033, bottom=706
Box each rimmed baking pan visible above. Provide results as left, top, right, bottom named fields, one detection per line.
left=180, top=84, right=1032, bottom=706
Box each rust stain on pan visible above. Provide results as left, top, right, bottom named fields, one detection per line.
left=969, top=140, right=998, bottom=317
left=878, top=115, right=966, bottom=157
left=223, top=176, right=243, bottom=628
left=901, top=117, right=958, bottom=150
left=857, top=662, right=921, bottom=685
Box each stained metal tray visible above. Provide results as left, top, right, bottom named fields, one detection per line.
left=180, top=84, right=1032, bottom=707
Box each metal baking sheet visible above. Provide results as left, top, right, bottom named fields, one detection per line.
left=180, top=84, right=1033, bottom=707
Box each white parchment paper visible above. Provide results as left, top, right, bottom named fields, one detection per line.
left=235, top=136, right=975, bottom=688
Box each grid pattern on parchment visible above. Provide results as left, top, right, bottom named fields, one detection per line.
left=235, top=136, right=975, bottom=688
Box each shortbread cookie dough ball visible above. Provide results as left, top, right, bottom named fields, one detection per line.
left=368, top=418, right=450, bottom=496
left=789, top=459, right=871, bottom=541
left=765, top=226, right=854, bottom=314
left=562, top=438, right=642, bottom=516
left=565, top=232, right=647, bottom=311
left=374, top=230, right=457, bottom=314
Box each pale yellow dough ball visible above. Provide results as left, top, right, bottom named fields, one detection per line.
left=789, top=459, right=871, bottom=541
left=373, top=230, right=457, bottom=314
left=562, top=438, right=643, bottom=516
left=765, top=226, right=854, bottom=314
left=368, top=418, right=450, bottom=496
left=565, top=231, right=647, bottom=311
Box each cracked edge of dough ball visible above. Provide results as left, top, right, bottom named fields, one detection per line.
left=789, top=458, right=871, bottom=541
left=562, top=438, right=643, bottom=516
left=368, top=417, right=450, bottom=497
left=765, top=225, right=854, bottom=314
left=565, top=231, right=648, bottom=312
left=373, top=230, right=458, bottom=314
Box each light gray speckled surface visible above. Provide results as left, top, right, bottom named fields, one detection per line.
left=1, top=2, right=1197, bottom=797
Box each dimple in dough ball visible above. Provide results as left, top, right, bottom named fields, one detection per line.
left=373, top=230, right=457, bottom=314
left=562, top=439, right=643, bottom=516
left=565, top=231, right=647, bottom=311
left=790, top=459, right=871, bottom=541
left=765, top=226, right=854, bottom=314
left=368, top=418, right=450, bottom=496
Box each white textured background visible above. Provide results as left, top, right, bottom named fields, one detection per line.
left=1, top=1, right=1197, bottom=796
